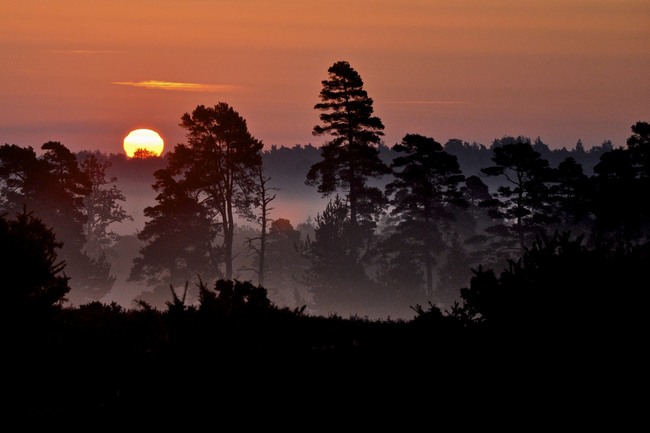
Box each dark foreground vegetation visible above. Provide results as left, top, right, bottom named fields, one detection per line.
left=3, top=220, right=646, bottom=419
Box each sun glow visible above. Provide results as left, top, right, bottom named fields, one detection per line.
left=123, top=129, right=164, bottom=158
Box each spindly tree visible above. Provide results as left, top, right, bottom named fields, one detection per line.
left=306, top=60, right=390, bottom=228
left=241, top=161, right=277, bottom=287
left=384, top=134, right=467, bottom=297
left=133, top=103, right=263, bottom=284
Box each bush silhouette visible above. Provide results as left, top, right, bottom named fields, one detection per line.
left=457, top=231, right=648, bottom=348
left=0, top=208, right=70, bottom=319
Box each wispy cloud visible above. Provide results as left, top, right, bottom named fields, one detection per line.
left=52, top=49, right=123, bottom=55
left=388, top=100, right=470, bottom=105
left=112, top=80, right=243, bottom=93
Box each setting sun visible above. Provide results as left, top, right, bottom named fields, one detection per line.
left=123, top=129, right=164, bottom=158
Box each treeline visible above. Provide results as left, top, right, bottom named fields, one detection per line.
left=1, top=60, right=648, bottom=321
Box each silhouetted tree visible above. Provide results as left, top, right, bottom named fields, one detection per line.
left=626, top=121, right=650, bottom=172
left=479, top=141, right=557, bottom=257
left=532, top=136, right=552, bottom=160
left=306, top=60, right=390, bottom=229
left=384, top=134, right=467, bottom=296
left=0, top=209, right=70, bottom=318
left=129, top=167, right=221, bottom=307
left=134, top=103, right=263, bottom=288
left=550, top=156, right=592, bottom=238
left=0, top=142, right=90, bottom=247
left=40, top=142, right=115, bottom=304
left=628, top=121, right=650, bottom=239
left=458, top=174, right=494, bottom=238
left=0, top=142, right=115, bottom=304
left=132, top=148, right=158, bottom=159
left=490, top=135, right=532, bottom=149
left=178, top=103, right=263, bottom=279
left=591, top=121, right=650, bottom=246
left=305, top=195, right=375, bottom=316
left=0, top=144, right=45, bottom=211
left=242, top=161, right=277, bottom=286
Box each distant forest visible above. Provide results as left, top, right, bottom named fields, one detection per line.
left=84, top=130, right=620, bottom=319
left=0, top=129, right=627, bottom=319
left=1, top=60, right=647, bottom=418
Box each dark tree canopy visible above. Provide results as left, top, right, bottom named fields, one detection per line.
left=387, top=134, right=466, bottom=220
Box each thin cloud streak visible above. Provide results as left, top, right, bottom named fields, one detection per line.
left=112, top=80, right=244, bottom=93
left=388, top=101, right=471, bottom=105
left=51, top=49, right=124, bottom=55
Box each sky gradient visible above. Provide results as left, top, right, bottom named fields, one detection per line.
left=2, top=0, right=649, bottom=154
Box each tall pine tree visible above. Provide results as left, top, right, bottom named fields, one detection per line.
left=306, top=60, right=390, bottom=227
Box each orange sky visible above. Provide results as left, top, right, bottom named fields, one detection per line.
left=1, top=0, right=648, bottom=154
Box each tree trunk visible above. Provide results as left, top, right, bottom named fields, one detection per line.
left=258, top=222, right=266, bottom=286
left=225, top=200, right=234, bottom=280
left=425, top=253, right=433, bottom=297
